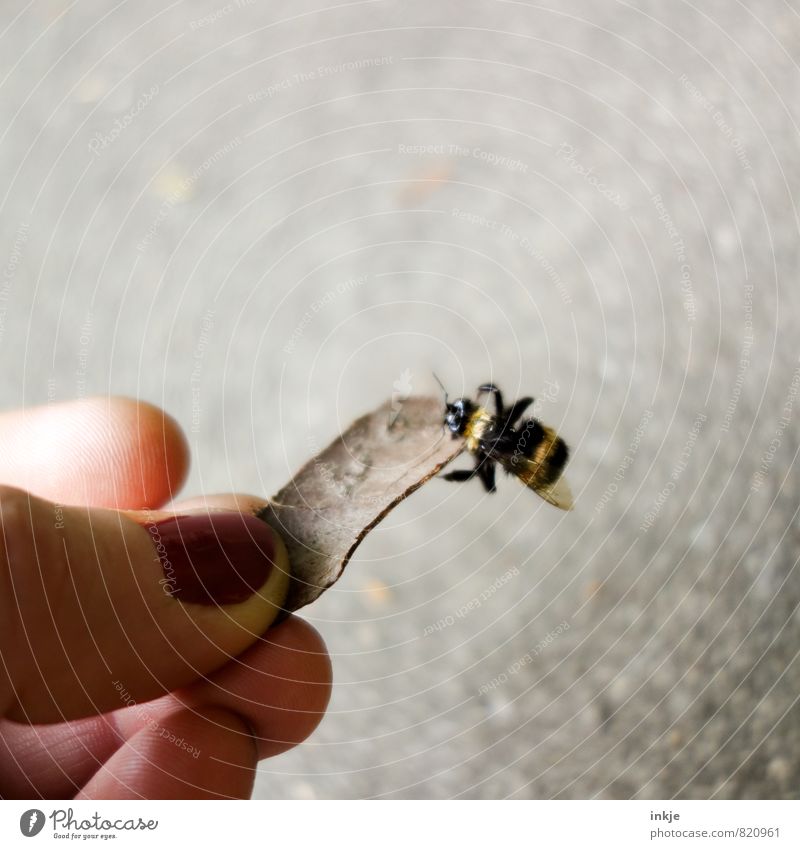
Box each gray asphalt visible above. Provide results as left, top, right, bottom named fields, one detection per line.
left=1, top=0, right=799, bottom=798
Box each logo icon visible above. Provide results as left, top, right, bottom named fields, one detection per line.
left=19, top=809, right=45, bottom=837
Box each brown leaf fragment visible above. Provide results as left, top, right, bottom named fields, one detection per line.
left=258, top=396, right=465, bottom=613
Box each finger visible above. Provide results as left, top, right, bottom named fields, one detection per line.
left=0, top=397, right=189, bottom=510
left=0, top=486, right=290, bottom=723
left=0, top=715, right=120, bottom=799
left=122, top=616, right=332, bottom=759
left=76, top=706, right=258, bottom=799
left=0, top=617, right=331, bottom=798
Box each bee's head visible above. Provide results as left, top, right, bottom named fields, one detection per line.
left=444, top=397, right=474, bottom=436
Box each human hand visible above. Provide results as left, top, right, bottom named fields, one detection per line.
left=0, top=397, right=331, bottom=799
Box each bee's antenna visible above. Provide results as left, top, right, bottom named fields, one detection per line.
left=432, top=372, right=449, bottom=405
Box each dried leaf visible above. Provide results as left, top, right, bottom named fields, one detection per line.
left=258, top=396, right=464, bottom=613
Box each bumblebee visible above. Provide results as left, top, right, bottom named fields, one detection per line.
left=441, top=382, right=573, bottom=510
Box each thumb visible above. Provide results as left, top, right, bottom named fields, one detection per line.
left=0, top=486, right=289, bottom=723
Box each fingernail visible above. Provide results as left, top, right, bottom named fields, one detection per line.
left=149, top=513, right=277, bottom=606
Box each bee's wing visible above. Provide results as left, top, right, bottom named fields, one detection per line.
left=489, top=448, right=574, bottom=511
left=529, top=473, right=574, bottom=511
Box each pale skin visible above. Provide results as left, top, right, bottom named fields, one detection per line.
left=0, top=397, right=331, bottom=799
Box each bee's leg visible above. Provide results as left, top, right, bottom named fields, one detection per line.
left=503, top=397, right=534, bottom=427
left=477, top=383, right=504, bottom=416
left=441, top=469, right=480, bottom=484
left=478, top=459, right=497, bottom=493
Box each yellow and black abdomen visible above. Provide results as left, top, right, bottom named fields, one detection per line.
left=505, top=419, right=569, bottom=488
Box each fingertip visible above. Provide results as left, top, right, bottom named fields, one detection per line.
left=0, top=397, right=190, bottom=510
left=269, top=616, right=333, bottom=700
left=258, top=617, right=333, bottom=755
left=108, top=397, right=190, bottom=509
left=182, top=615, right=333, bottom=759
left=256, top=615, right=334, bottom=718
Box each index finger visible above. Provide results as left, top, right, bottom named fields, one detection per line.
left=0, top=397, right=189, bottom=510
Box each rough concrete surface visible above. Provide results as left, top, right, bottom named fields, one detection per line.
left=0, top=0, right=798, bottom=798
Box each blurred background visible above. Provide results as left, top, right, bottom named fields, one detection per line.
left=1, top=0, right=798, bottom=798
